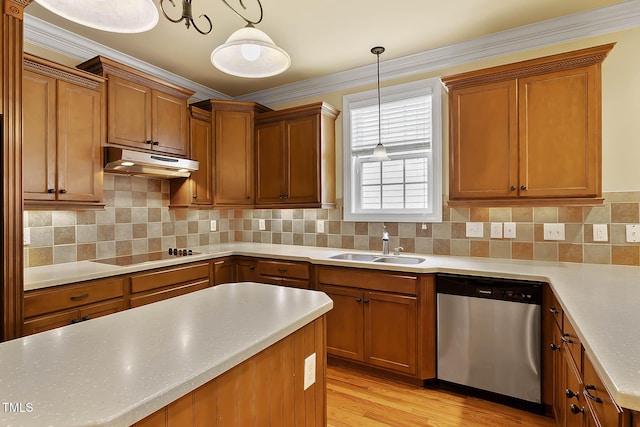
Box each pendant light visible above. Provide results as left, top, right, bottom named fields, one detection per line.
left=35, top=0, right=159, bottom=33
left=371, top=46, right=390, bottom=161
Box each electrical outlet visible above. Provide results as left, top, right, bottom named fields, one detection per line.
left=626, top=224, right=640, bottom=242
left=490, top=222, right=503, bottom=239
left=543, top=223, right=565, bottom=241
left=210, top=220, right=217, bottom=232
left=258, top=219, right=266, bottom=231
left=23, top=228, right=30, bottom=245
left=304, top=353, right=316, bottom=390
left=504, top=222, right=516, bottom=239
left=421, top=223, right=428, bottom=230
left=465, top=222, right=483, bottom=238
left=593, top=224, right=608, bottom=242
left=316, top=220, right=325, bottom=233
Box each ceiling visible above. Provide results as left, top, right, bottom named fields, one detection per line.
left=25, top=0, right=626, bottom=98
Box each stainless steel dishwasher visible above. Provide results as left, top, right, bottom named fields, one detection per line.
left=436, top=274, right=543, bottom=412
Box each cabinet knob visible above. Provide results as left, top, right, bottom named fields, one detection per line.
left=47, top=188, right=56, bottom=194
left=565, top=388, right=579, bottom=399
left=356, top=297, right=362, bottom=303
left=550, top=343, right=560, bottom=351
left=249, top=266, right=255, bottom=270
left=145, top=140, right=153, bottom=145
left=520, top=185, right=527, bottom=190
left=59, top=189, right=67, bottom=194
left=246, top=196, right=251, bottom=200
left=510, top=186, right=516, bottom=191
left=193, top=195, right=198, bottom=199
left=81, top=315, right=91, bottom=321
left=569, top=404, right=584, bottom=415
left=363, top=298, right=370, bottom=304
left=152, top=141, right=159, bottom=146
left=70, top=319, right=80, bottom=324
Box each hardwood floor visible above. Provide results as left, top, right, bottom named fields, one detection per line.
left=326, top=366, right=556, bottom=427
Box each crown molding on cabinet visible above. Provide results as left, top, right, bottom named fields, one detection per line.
left=25, top=1, right=640, bottom=106
left=23, top=14, right=230, bottom=102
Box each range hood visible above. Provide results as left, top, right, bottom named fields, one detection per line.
left=103, top=148, right=199, bottom=179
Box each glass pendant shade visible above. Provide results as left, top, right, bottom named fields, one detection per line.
left=35, top=0, right=159, bottom=33
left=372, top=142, right=390, bottom=161
left=211, top=25, right=291, bottom=78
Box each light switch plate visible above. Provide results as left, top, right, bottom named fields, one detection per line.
left=303, top=353, right=316, bottom=390
left=490, top=222, right=503, bottom=239
left=593, top=224, right=608, bottom=242
left=503, top=222, right=516, bottom=239
left=465, top=222, right=483, bottom=238
left=316, top=220, right=325, bottom=233
left=210, top=220, right=217, bottom=232
left=258, top=219, right=266, bottom=231
left=544, top=223, right=565, bottom=241
left=626, top=224, right=640, bottom=242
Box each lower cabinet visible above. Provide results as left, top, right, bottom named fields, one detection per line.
left=212, top=257, right=236, bottom=285
left=24, top=277, right=125, bottom=335
left=129, top=262, right=211, bottom=308
left=316, top=265, right=434, bottom=379
left=235, top=257, right=257, bottom=282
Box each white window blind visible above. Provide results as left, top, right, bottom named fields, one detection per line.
left=343, top=78, right=442, bottom=223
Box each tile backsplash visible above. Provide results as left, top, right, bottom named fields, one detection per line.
left=24, top=174, right=640, bottom=267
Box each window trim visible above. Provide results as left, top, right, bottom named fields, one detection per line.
left=342, top=78, right=443, bottom=223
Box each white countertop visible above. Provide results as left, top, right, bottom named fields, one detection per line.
left=22, top=243, right=640, bottom=412
left=0, top=282, right=333, bottom=426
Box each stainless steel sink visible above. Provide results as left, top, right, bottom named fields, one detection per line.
left=373, top=256, right=425, bottom=265
left=329, top=253, right=380, bottom=262
left=329, top=253, right=425, bottom=264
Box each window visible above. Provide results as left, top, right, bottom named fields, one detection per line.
left=343, top=78, right=442, bottom=222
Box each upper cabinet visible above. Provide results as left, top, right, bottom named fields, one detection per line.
left=23, top=54, right=105, bottom=209
left=77, top=56, right=193, bottom=157
left=442, top=44, right=614, bottom=206
left=255, top=102, right=340, bottom=208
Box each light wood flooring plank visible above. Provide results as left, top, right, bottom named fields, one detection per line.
left=327, top=366, right=556, bottom=427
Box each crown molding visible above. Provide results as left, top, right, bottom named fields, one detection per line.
left=24, top=1, right=640, bottom=106
left=238, top=0, right=640, bottom=105
left=23, top=14, right=230, bottom=101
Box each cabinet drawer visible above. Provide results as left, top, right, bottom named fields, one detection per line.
left=562, top=315, right=582, bottom=372
left=256, top=260, right=309, bottom=280
left=130, top=262, right=210, bottom=293
left=129, top=280, right=210, bottom=308
left=583, top=353, right=628, bottom=427
left=23, top=309, right=79, bottom=335
left=24, top=277, right=125, bottom=318
left=317, top=266, right=417, bottom=295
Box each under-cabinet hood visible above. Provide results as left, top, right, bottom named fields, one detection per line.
left=103, top=148, right=199, bottom=179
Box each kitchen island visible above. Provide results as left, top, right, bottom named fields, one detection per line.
left=0, top=282, right=332, bottom=426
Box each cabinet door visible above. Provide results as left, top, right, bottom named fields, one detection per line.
left=552, top=324, right=566, bottom=424
left=57, top=80, right=103, bottom=202
left=519, top=66, right=599, bottom=198
left=285, top=115, right=320, bottom=204
left=255, top=121, right=286, bottom=204
left=23, top=309, right=79, bottom=335
left=365, top=291, right=417, bottom=375
left=564, top=350, right=585, bottom=427
left=213, top=258, right=236, bottom=285
left=107, top=75, right=152, bottom=149
left=214, top=110, right=254, bottom=205
left=236, top=259, right=257, bottom=282
left=317, top=284, right=364, bottom=362
left=189, top=114, right=213, bottom=205
left=449, top=80, right=519, bottom=200
left=130, top=280, right=210, bottom=308
left=23, top=70, right=57, bottom=201
left=152, top=90, right=188, bottom=156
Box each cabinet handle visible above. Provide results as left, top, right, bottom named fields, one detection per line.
left=561, top=333, right=574, bottom=344
left=356, top=298, right=362, bottom=302
left=249, top=266, right=255, bottom=270
left=59, top=189, right=67, bottom=194
left=70, top=319, right=80, bottom=324
left=246, top=196, right=251, bottom=200
left=363, top=298, right=370, bottom=303
left=81, top=315, right=91, bottom=321
left=279, top=195, right=286, bottom=199
left=70, top=293, right=89, bottom=302
left=152, top=141, right=159, bottom=145
left=277, top=268, right=288, bottom=273
left=565, top=388, right=579, bottom=399
left=214, top=260, right=225, bottom=265
left=510, top=185, right=516, bottom=191
left=569, top=404, right=584, bottom=415
left=193, top=195, right=198, bottom=199
left=145, top=140, right=153, bottom=145
left=584, top=385, right=603, bottom=404
left=550, top=343, right=561, bottom=351
left=47, top=188, right=56, bottom=194
left=549, top=307, right=559, bottom=314
left=520, top=185, right=527, bottom=190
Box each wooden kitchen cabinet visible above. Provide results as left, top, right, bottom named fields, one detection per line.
left=23, top=276, right=125, bottom=335
left=443, top=44, right=614, bottom=206
left=212, top=257, right=236, bottom=285
left=129, top=261, right=211, bottom=308
left=190, top=100, right=271, bottom=207
left=170, top=106, right=213, bottom=207
left=235, top=257, right=257, bottom=282
left=255, top=102, right=339, bottom=209
left=77, top=56, right=193, bottom=157
left=23, top=54, right=105, bottom=209
left=256, top=259, right=310, bottom=289
left=316, top=266, right=434, bottom=379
